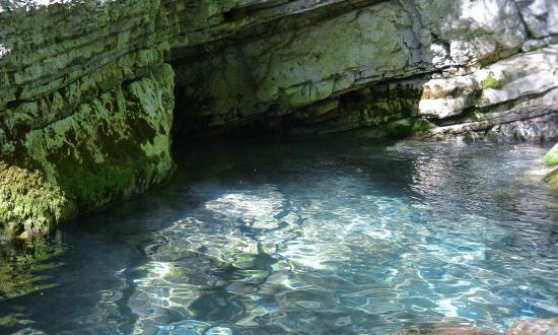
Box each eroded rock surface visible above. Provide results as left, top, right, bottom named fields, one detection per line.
left=0, top=0, right=175, bottom=237
left=170, top=0, right=558, bottom=138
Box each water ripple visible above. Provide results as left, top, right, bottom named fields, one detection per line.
left=1, top=140, right=557, bottom=335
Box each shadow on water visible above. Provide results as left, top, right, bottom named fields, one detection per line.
left=0, top=136, right=557, bottom=335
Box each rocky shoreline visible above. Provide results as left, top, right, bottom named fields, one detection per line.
left=398, top=318, right=558, bottom=335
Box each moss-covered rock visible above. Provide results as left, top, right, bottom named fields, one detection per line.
left=0, top=63, right=175, bottom=240
left=543, top=144, right=558, bottom=166
left=0, top=161, right=76, bottom=240
left=24, top=64, right=175, bottom=211
left=542, top=145, right=558, bottom=193
left=0, top=0, right=178, bottom=241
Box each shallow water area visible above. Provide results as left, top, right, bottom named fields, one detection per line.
left=0, top=137, right=557, bottom=335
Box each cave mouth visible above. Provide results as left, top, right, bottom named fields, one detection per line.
left=169, top=66, right=430, bottom=158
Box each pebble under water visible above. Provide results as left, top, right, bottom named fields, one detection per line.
left=1, top=138, right=557, bottom=335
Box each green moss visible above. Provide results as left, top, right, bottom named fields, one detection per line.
left=480, top=74, right=504, bottom=90
left=0, top=65, right=174, bottom=241
left=0, top=161, right=76, bottom=240
left=411, top=118, right=434, bottom=134
left=49, top=120, right=159, bottom=210
left=544, top=167, right=558, bottom=194
left=385, top=119, right=413, bottom=139
left=22, top=67, right=175, bottom=212
left=382, top=118, right=435, bottom=139
left=543, top=145, right=558, bottom=167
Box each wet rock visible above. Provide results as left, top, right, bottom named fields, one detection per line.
left=421, top=104, right=558, bottom=142
left=504, top=318, right=558, bottom=335
left=22, top=64, right=176, bottom=211
left=418, top=46, right=558, bottom=120
left=399, top=323, right=496, bottom=335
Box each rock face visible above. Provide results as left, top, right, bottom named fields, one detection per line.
left=170, top=0, right=558, bottom=139
left=1, top=0, right=557, bottom=237
left=0, top=0, right=176, bottom=238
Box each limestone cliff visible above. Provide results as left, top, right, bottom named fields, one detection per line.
left=169, top=0, right=558, bottom=138
left=0, top=0, right=557, bottom=238
left=0, top=0, right=176, bottom=239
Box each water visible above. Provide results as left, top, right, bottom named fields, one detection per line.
left=1, top=137, right=557, bottom=335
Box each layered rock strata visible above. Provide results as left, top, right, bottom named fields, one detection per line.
left=1, top=0, right=557, bottom=237
left=170, top=0, right=558, bottom=139
left=0, top=1, right=176, bottom=238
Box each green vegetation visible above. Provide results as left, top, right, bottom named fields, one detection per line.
left=49, top=120, right=153, bottom=209
left=384, top=118, right=434, bottom=139
left=0, top=161, right=76, bottom=240
left=480, top=74, right=504, bottom=90
left=544, top=168, right=558, bottom=194
left=29, top=68, right=174, bottom=212
left=543, top=145, right=558, bottom=193
left=543, top=145, right=558, bottom=166
left=385, top=120, right=413, bottom=139
left=411, top=118, right=434, bottom=134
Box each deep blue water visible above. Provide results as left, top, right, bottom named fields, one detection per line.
left=1, top=138, right=557, bottom=335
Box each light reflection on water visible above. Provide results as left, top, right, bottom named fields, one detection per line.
left=0, top=138, right=557, bottom=335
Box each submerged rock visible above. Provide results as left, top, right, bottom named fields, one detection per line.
left=398, top=319, right=558, bottom=335
left=399, top=324, right=496, bottom=335
left=504, top=318, right=558, bottom=335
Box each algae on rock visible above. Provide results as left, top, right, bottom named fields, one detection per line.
left=0, top=161, right=76, bottom=240
left=543, top=144, right=558, bottom=166
left=543, top=144, right=558, bottom=192
left=24, top=64, right=175, bottom=211
left=0, top=62, right=175, bottom=239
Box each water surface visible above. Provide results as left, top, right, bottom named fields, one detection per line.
left=1, top=138, right=557, bottom=335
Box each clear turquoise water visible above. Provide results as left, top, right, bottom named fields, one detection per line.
left=1, top=138, right=557, bottom=335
